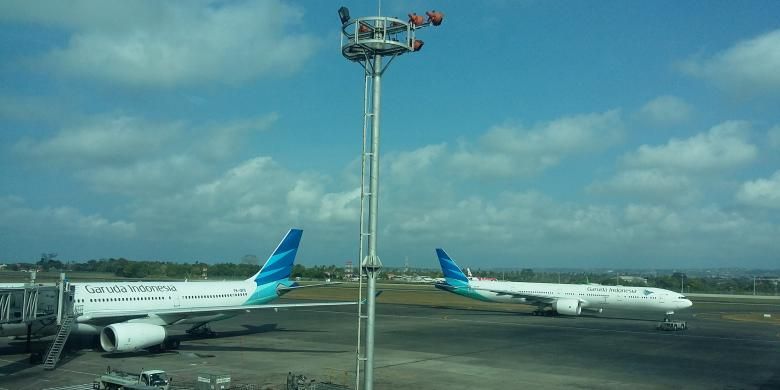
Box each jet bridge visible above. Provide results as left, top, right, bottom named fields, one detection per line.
left=0, top=273, right=75, bottom=369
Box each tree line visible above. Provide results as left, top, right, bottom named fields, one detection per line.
left=3, top=257, right=777, bottom=295
left=5, top=257, right=347, bottom=281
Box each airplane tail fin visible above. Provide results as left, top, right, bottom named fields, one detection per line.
left=248, top=229, right=303, bottom=286
left=435, top=248, right=469, bottom=287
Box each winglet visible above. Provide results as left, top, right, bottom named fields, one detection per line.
left=435, top=248, right=469, bottom=287
left=249, top=229, right=303, bottom=285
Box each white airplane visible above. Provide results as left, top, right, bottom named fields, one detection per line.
left=0, top=229, right=353, bottom=352
left=435, top=248, right=692, bottom=320
left=465, top=268, right=497, bottom=281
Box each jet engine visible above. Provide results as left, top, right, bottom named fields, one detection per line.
left=100, top=323, right=167, bottom=353
left=552, top=299, right=582, bottom=315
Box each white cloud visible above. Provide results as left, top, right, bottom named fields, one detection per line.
left=0, top=95, right=78, bottom=125
left=768, top=125, right=780, bottom=150
left=388, top=144, right=446, bottom=183
left=450, top=110, right=623, bottom=178
left=14, top=113, right=278, bottom=197
left=623, top=204, right=684, bottom=235
left=194, top=115, right=278, bottom=162
left=0, top=196, right=136, bottom=239
left=77, top=155, right=210, bottom=197
left=131, top=156, right=359, bottom=243
left=680, top=29, right=780, bottom=94
left=6, top=1, right=319, bottom=87
left=736, top=171, right=780, bottom=210
left=14, top=115, right=180, bottom=166
left=638, top=95, right=693, bottom=125
left=316, top=189, right=360, bottom=223
left=588, top=169, right=699, bottom=204
left=0, top=1, right=163, bottom=31
left=386, top=184, right=779, bottom=267
left=624, top=121, right=757, bottom=172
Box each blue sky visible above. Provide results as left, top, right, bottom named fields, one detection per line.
left=1, top=1, right=779, bottom=269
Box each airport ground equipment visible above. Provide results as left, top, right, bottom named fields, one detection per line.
left=0, top=272, right=75, bottom=369
left=93, top=368, right=171, bottom=390
left=286, top=372, right=350, bottom=390
left=657, top=320, right=687, bottom=331
left=195, top=373, right=230, bottom=390
left=339, top=5, right=444, bottom=390
left=42, top=311, right=76, bottom=369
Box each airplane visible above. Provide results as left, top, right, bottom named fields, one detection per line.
left=434, top=248, right=692, bottom=320
left=465, top=268, right=497, bottom=281
left=0, top=229, right=354, bottom=353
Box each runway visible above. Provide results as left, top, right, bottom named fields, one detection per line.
left=1, top=298, right=779, bottom=389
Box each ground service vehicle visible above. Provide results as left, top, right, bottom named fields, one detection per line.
left=93, top=368, right=171, bottom=390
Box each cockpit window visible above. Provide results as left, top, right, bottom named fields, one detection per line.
left=678, top=296, right=687, bottom=299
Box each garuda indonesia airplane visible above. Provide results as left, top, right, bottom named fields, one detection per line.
left=435, top=248, right=692, bottom=320
left=0, top=229, right=353, bottom=353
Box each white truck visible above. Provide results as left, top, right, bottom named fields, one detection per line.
left=93, top=368, right=171, bottom=390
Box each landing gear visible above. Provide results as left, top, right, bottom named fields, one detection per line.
left=163, top=338, right=181, bottom=350
left=186, top=323, right=216, bottom=338
left=148, top=338, right=181, bottom=353
left=531, top=308, right=557, bottom=317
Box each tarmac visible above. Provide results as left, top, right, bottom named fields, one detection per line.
left=0, top=295, right=779, bottom=389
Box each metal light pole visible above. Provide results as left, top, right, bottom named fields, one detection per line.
left=339, top=7, right=443, bottom=390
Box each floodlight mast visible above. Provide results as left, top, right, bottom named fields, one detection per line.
left=340, top=8, right=442, bottom=390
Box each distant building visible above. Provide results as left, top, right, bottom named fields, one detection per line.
left=618, top=275, right=648, bottom=284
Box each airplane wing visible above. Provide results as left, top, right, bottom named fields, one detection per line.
left=77, top=301, right=357, bottom=324
left=277, top=282, right=342, bottom=292
left=469, top=287, right=558, bottom=305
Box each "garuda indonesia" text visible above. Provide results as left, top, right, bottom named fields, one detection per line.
left=84, top=284, right=177, bottom=294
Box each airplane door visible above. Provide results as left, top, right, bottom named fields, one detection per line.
left=173, top=294, right=181, bottom=308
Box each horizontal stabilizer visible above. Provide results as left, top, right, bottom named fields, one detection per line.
left=276, top=282, right=342, bottom=292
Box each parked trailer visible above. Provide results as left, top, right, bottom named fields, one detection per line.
left=195, top=373, right=231, bottom=390
left=656, top=320, right=687, bottom=331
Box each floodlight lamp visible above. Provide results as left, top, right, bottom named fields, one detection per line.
left=426, top=10, right=444, bottom=26
left=408, top=12, right=425, bottom=26
left=338, top=6, right=350, bottom=24
left=412, top=39, right=424, bottom=52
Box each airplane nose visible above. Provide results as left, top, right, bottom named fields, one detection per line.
left=684, top=299, right=693, bottom=308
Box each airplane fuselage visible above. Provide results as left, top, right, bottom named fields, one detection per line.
left=437, top=280, right=692, bottom=313
left=0, top=279, right=287, bottom=338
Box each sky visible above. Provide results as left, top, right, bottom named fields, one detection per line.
left=1, top=1, right=779, bottom=269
